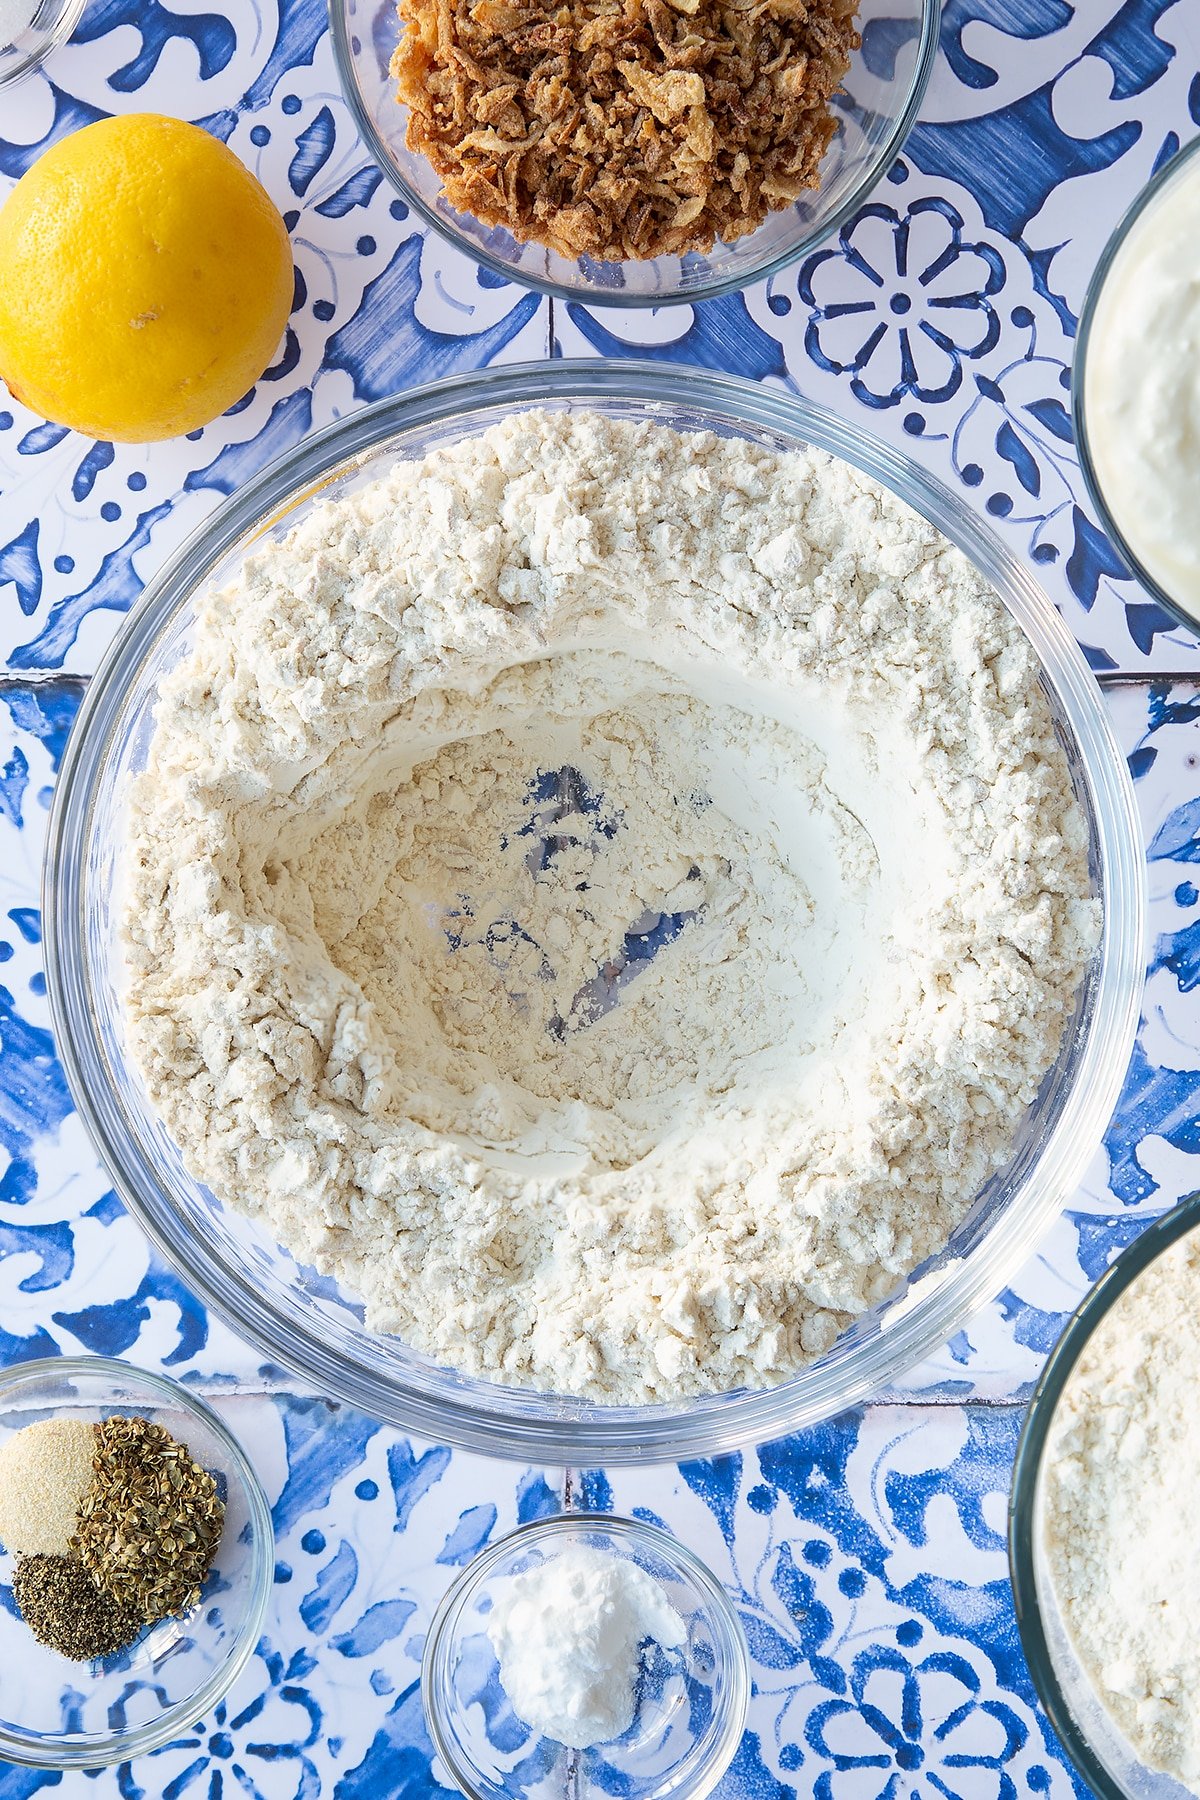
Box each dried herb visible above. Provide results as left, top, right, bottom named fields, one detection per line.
left=72, top=1415, right=224, bottom=1623
left=12, top=1553, right=140, bottom=1662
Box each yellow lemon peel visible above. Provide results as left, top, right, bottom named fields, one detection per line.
left=0, top=114, right=293, bottom=442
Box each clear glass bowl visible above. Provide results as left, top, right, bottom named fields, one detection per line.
left=43, top=360, right=1145, bottom=1463
left=329, top=0, right=940, bottom=305
left=1073, top=134, right=1200, bottom=637
left=0, top=0, right=85, bottom=88
left=1008, top=1196, right=1200, bottom=1800
left=422, top=1514, right=750, bottom=1800
left=0, top=1357, right=273, bottom=1769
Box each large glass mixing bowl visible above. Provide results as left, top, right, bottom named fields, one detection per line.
left=43, top=362, right=1145, bottom=1463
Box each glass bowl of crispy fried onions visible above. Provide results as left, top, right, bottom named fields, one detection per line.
left=329, top=0, right=940, bottom=305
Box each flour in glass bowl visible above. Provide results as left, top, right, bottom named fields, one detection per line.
left=121, top=410, right=1098, bottom=1403
left=1041, top=1230, right=1200, bottom=1793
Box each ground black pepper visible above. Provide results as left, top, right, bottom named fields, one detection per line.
left=12, top=1553, right=140, bottom=1662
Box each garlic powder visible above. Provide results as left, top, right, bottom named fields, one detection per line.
left=486, top=1544, right=686, bottom=1748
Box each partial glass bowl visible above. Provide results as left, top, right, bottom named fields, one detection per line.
left=1009, top=1195, right=1200, bottom=1800
left=0, top=0, right=85, bottom=88
left=43, top=359, right=1145, bottom=1464
left=0, top=1357, right=273, bottom=1769
left=422, top=1514, right=750, bottom=1800
left=329, top=0, right=940, bottom=305
left=1072, top=133, right=1200, bottom=637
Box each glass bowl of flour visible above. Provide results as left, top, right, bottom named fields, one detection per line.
left=422, top=1513, right=749, bottom=1800
left=1010, top=1195, right=1200, bottom=1800
left=43, top=360, right=1145, bottom=1462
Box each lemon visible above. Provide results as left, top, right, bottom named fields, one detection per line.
left=0, top=114, right=293, bottom=443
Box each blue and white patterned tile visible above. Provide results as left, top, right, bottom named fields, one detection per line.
left=0, top=11, right=549, bottom=676
left=554, top=0, right=1200, bottom=674
left=906, top=0, right=1199, bottom=316
left=575, top=1414, right=1080, bottom=1800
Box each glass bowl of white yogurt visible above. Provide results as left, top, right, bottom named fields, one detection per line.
left=1009, top=1193, right=1200, bottom=1800
left=42, top=360, right=1145, bottom=1462
left=1073, top=133, right=1200, bottom=636
left=422, top=1513, right=750, bottom=1800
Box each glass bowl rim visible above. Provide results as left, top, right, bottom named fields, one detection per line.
left=42, top=357, right=1146, bottom=1464
left=325, top=0, right=942, bottom=307
left=1071, top=130, right=1200, bottom=639
left=0, top=1353, right=274, bottom=1770
left=0, top=0, right=87, bottom=89
left=1007, top=1191, right=1200, bottom=1800
left=420, top=1510, right=752, bottom=1800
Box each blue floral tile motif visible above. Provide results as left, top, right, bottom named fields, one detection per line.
left=799, top=198, right=1005, bottom=410
left=116, top=1675, right=324, bottom=1800
left=805, top=1647, right=1028, bottom=1800
left=583, top=1416, right=1078, bottom=1800
left=944, top=345, right=1105, bottom=581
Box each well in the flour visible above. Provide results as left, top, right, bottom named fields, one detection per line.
left=121, top=409, right=1098, bottom=1403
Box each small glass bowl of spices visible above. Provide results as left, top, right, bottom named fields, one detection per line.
left=423, top=1513, right=750, bottom=1800
left=0, top=1356, right=272, bottom=1768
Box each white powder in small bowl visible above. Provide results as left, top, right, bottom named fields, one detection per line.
left=1042, top=1227, right=1200, bottom=1792
left=0, top=0, right=41, bottom=48
left=0, top=1417, right=96, bottom=1556
left=486, top=1544, right=686, bottom=1747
